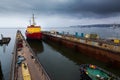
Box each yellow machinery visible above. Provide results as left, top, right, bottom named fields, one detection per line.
left=114, top=39, right=119, bottom=44
left=22, top=63, right=31, bottom=80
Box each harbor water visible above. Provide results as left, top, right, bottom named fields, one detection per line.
left=0, top=27, right=120, bottom=80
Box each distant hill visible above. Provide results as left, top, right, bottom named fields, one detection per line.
left=70, top=24, right=120, bottom=28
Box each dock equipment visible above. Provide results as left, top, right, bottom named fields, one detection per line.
left=22, top=63, right=31, bottom=80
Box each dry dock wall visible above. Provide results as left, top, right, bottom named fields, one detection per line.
left=10, top=31, right=51, bottom=80
left=42, top=33, right=120, bottom=68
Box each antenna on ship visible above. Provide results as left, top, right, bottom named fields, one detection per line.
left=29, top=20, right=31, bottom=25
left=32, top=14, right=36, bottom=26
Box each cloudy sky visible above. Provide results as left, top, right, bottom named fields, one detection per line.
left=0, top=0, right=120, bottom=28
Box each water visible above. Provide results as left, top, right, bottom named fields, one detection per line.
left=0, top=27, right=120, bottom=80
left=32, top=41, right=120, bottom=80
left=0, top=29, right=25, bottom=80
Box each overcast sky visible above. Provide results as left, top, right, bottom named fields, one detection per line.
left=0, top=0, right=120, bottom=28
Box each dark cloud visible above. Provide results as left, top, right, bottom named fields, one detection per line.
left=0, top=0, right=120, bottom=18
left=73, top=0, right=120, bottom=13
left=47, top=0, right=120, bottom=18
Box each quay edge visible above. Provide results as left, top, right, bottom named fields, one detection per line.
left=0, top=61, right=3, bottom=80
left=42, top=32, right=120, bottom=68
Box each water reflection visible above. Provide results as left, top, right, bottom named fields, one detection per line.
left=43, top=40, right=120, bottom=77
left=0, top=29, right=15, bottom=80
left=27, top=40, right=120, bottom=80
left=37, top=41, right=80, bottom=80
left=26, top=40, right=44, bottom=54
left=3, top=44, right=6, bottom=53
left=0, top=44, right=10, bottom=53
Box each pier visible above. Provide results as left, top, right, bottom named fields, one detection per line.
left=10, top=30, right=51, bottom=80
left=0, top=61, right=3, bottom=80
left=42, top=31, right=120, bottom=68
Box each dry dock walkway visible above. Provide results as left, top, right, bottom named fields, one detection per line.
left=17, top=40, right=43, bottom=80
left=10, top=30, right=50, bottom=80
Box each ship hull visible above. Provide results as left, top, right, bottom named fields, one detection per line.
left=25, top=32, right=42, bottom=40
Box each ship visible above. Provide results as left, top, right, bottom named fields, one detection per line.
left=0, top=34, right=11, bottom=45
left=79, top=64, right=120, bottom=80
left=25, top=14, right=42, bottom=40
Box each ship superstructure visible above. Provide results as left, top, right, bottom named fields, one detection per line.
left=25, top=14, right=42, bottom=40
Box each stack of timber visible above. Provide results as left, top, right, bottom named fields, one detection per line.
left=10, top=30, right=51, bottom=80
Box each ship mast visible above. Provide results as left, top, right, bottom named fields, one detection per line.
left=32, top=14, right=36, bottom=26
left=29, top=20, right=31, bottom=25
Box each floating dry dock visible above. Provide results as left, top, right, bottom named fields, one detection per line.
left=10, top=30, right=50, bottom=80
left=42, top=32, right=120, bottom=68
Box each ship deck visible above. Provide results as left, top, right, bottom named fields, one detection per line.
left=10, top=30, right=50, bottom=80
